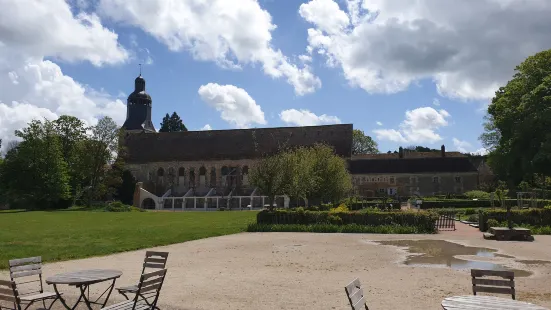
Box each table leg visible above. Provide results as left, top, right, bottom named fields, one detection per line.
left=53, top=284, right=84, bottom=310
left=79, top=285, right=95, bottom=310
left=100, top=279, right=117, bottom=308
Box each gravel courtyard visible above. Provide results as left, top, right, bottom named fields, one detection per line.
left=3, top=232, right=551, bottom=310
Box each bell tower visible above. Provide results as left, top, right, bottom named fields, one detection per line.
left=122, top=67, right=156, bottom=133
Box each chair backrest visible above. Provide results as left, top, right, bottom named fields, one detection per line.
left=471, top=269, right=515, bottom=300
left=0, top=279, right=21, bottom=310
left=8, top=257, right=44, bottom=296
left=344, top=278, right=369, bottom=310
left=133, top=269, right=167, bottom=310
left=141, top=252, right=169, bottom=274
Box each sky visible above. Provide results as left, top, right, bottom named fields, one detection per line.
left=1, top=0, right=551, bottom=154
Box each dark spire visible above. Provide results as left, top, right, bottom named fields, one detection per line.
left=122, top=73, right=156, bottom=133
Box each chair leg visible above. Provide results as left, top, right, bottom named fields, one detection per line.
left=119, top=290, right=130, bottom=300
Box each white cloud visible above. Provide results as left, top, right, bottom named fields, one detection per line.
left=453, top=138, right=489, bottom=155
left=98, top=0, right=321, bottom=95
left=376, top=121, right=383, bottom=126
left=432, top=98, right=440, bottom=106
left=279, top=109, right=341, bottom=126
left=0, top=0, right=128, bottom=151
left=198, top=83, right=266, bottom=128
left=373, top=107, right=450, bottom=143
left=299, top=0, right=551, bottom=100
left=200, top=124, right=212, bottom=130
left=452, top=138, right=472, bottom=153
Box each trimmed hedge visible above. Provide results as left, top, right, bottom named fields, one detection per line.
left=247, top=223, right=424, bottom=234
left=478, top=208, right=551, bottom=231
left=256, top=209, right=438, bottom=233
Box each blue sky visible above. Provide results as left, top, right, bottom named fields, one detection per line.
left=2, top=0, right=551, bottom=154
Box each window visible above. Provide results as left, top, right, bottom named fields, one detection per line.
left=362, top=177, right=367, bottom=182
left=378, top=188, right=385, bottom=193
left=389, top=177, right=396, bottom=185
left=377, top=177, right=381, bottom=182
left=455, top=176, right=461, bottom=183
left=371, top=177, right=376, bottom=182
left=410, top=176, right=417, bottom=184
left=433, top=176, right=439, bottom=183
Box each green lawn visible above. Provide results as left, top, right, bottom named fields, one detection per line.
left=0, top=211, right=257, bottom=269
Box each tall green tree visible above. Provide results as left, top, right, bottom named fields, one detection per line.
left=249, top=153, right=287, bottom=210
left=0, top=120, right=70, bottom=209
left=352, top=130, right=379, bottom=154
left=481, top=49, right=551, bottom=185
left=159, top=112, right=188, bottom=132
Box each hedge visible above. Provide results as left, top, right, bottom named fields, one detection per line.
left=247, top=223, right=425, bottom=234
left=478, top=208, right=551, bottom=232
left=256, top=209, right=438, bottom=233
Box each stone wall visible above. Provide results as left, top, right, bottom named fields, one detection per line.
left=126, top=159, right=259, bottom=197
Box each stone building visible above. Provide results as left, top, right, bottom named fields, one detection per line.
left=121, top=74, right=479, bottom=208
left=121, top=74, right=353, bottom=209
left=348, top=146, right=479, bottom=197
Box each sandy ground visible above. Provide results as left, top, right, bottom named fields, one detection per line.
left=3, top=229, right=551, bottom=310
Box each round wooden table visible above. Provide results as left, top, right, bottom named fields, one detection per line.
left=442, top=295, right=549, bottom=310
left=46, top=269, right=123, bottom=310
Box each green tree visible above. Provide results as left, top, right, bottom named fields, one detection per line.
left=159, top=112, right=188, bottom=132
left=308, top=144, right=352, bottom=204
left=352, top=130, right=379, bottom=154
left=0, top=120, right=70, bottom=209
left=481, top=49, right=551, bottom=185
left=249, top=153, right=287, bottom=210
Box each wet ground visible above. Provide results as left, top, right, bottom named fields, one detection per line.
left=376, top=239, right=551, bottom=277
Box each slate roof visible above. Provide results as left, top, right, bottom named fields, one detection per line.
left=123, top=124, right=353, bottom=164
left=348, top=157, right=478, bottom=174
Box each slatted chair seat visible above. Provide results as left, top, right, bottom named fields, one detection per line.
left=116, top=251, right=169, bottom=301
left=344, top=278, right=369, bottom=310
left=0, top=279, right=47, bottom=310
left=102, top=269, right=167, bottom=310
left=101, top=300, right=151, bottom=310
left=9, top=256, right=60, bottom=310
left=471, top=269, right=516, bottom=300
left=19, top=292, right=58, bottom=301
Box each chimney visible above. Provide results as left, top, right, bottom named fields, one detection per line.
left=399, top=146, right=404, bottom=159
left=441, top=145, right=446, bottom=157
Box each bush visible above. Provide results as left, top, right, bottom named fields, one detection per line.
left=246, top=223, right=423, bottom=234
left=464, top=208, right=477, bottom=215
left=478, top=207, right=551, bottom=231
left=329, top=203, right=349, bottom=214
left=466, top=214, right=478, bottom=222
left=465, top=190, right=491, bottom=200
left=486, top=219, right=500, bottom=230
left=256, top=209, right=438, bottom=233
left=104, top=201, right=143, bottom=212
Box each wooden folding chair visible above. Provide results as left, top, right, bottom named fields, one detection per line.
left=0, top=279, right=45, bottom=310
left=102, top=269, right=167, bottom=310
left=471, top=269, right=516, bottom=300
left=116, top=252, right=169, bottom=301
left=344, top=278, right=369, bottom=310
left=9, top=257, right=59, bottom=310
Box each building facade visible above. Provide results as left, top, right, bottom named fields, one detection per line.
left=121, top=74, right=480, bottom=208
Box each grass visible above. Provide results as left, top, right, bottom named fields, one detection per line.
left=0, top=210, right=257, bottom=269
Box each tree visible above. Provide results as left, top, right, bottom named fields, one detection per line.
left=249, top=153, right=287, bottom=210
left=481, top=49, right=551, bottom=185
left=352, top=130, right=379, bottom=154
left=159, top=112, right=188, bottom=132
left=0, top=120, right=70, bottom=209
left=308, top=144, right=352, bottom=204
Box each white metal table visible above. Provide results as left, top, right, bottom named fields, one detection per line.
left=442, top=295, right=548, bottom=310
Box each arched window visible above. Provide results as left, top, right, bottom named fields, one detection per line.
left=189, top=168, right=195, bottom=187
left=177, top=167, right=185, bottom=186
left=242, top=165, right=249, bottom=185
left=157, top=168, right=164, bottom=177
left=221, top=166, right=229, bottom=187
left=199, top=166, right=207, bottom=187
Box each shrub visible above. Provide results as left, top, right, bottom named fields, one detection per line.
left=467, top=214, right=478, bottom=222
left=486, top=219, right=500, bottom=230
left=464, top=208, right=477, bottom=215
left=329, top=203, right=349, bottom=214
left=246, top=223, right=422, bottom=234
left=465, top=190, right=491, bottom=200
left=256, top=209, right=438, bottom=233
left=104, top=201, right=142, bottom=212
left=478, top=207, right=551, bottom=231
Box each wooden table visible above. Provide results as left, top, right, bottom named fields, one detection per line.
left=46, top=269, right=123, bottom=310
left=442, top=295, right=549, bottom=309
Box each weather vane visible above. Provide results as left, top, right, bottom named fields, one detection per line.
left=139, top=63, right=142, bottom=76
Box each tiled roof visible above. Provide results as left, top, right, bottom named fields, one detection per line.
left=123, top=124, right=353, bottom=164
left=348, top=157, right=478, bottom=174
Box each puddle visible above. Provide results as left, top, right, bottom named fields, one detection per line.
left=517, top=260, right=551, bottom=265
left=376, top=240, right=532, bottom=277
